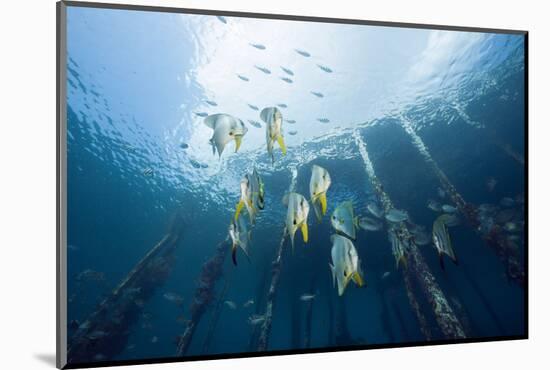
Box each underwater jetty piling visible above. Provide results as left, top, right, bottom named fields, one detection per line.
left=67, top=213, right=187, bottom=364
left=334, top=296, right=353, bottom=345
left=257, top=167, right=299, bottom=352
left=201, top=273, right=232, bottom=354
left=399, top=117, right=524, bottom=286
left=176, top=237, right=230, bottom=356
left=354, top=131, right=466, bottom=340
left=247, top=267, right=270, bottom=351
left=302, top=277, right=317, bottom=348
left=486, top=128, right=525, bottom=166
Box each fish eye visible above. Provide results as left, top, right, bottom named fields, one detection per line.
left=332, top=216, right=336, bottom=220
left=229, top=131, right=234, bottom=136
left=293, top=219, right=297, bottom=225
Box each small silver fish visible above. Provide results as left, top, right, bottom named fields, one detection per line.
left=250, top=43, right=266, bottom=50
left=255, top=65, right=271, bottom=74
left=358, top=216, right=382, bottom=231
left=300, top=294, right=316, bottom=302
left=142, top=167, right=154, bottom=177
left=295, top=49, right=311, bottom=57
left=205, top=100, right=218, bottom=106
left=216, top=16, right=227, bottom=24
left=317, top=118, right=330, bottom=123
left=194, top=112, right=209, bottom=117
left=385, top=209, right=409, bottom=223
left=427, top=199, right=442, bottom=212
left=224, top=300, right=237, bottom=310
left=285, top=119, right=296, bottom=124
left=237, top=74, right=250, bottom=82
left=248, top=314, right=266, bottom=325
left=277, top=103, right=288, bottom=108
left=151, top=336, right=158, bottom=343
left=317, top=64, right=333, bottom=73
left=442, top=204, right=457, bottom=213
left=179, top=143, right=189, bottom=149
left=281, top=66, right=294, bottom=76
left=311, top=91, right=324, bottom=98
left=366, top=202, right=383, bottom=218
left=281, top=77, right=293, bottom=84
left=247, top=104, right=259, bottom=111
left=381, top=271, right=391, bottom=279
left=243, top=299, right=254, bottom=308
left=288, top=130, right=298, bottom=136
left=189, top=159, right=202, bottom=169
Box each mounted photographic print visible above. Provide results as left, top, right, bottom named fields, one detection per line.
left=57, top=1, right=528, bottom=368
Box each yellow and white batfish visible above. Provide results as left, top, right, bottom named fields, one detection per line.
left=282, top=192, right=309, bottom=251
left=309, top=165, right=331, bottom=221
left=330, top=201, right=359, bottom=240
left=229, top=214, right=252, bottom=266
left=260, top=107, right=286, bottom=163
left=204, top=113, right=248, bottom=158
left=234, top=168, right=265, bottom=223
left=329, top=234, right=365, bottom=296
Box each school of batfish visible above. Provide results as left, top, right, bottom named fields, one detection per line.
left=201, top=105, right=469, bottom=297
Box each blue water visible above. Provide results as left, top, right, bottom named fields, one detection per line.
left=65, top=5, right=525, bottom=365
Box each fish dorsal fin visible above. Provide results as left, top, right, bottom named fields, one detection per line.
left=260, top=107, right=272, bottom=123
left=344, top=201, right=354, bottom=216
left=204, top=114, right=221, bottom=129
left=282, top=193, right=290, bottom=207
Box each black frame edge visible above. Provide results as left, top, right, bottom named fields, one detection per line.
left=57, top=1, right=68, bottom=369
left=61, top=0, right=527, bottom=35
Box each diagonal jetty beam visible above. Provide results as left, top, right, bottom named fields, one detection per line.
left=399, top=117, right=524, bottom=286
left=67, top=213, right=186, bottom=364
left=176, top=237, right=230, bottom=356
left=355, top=131, right=466, bottom=340
left=201, top=273, right=232, bottom=354
left=257, top=167, right=299, bottom=351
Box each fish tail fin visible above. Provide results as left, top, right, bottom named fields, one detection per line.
left=231, top=243, right=238, bottom=266
left=319, top=193, right=327, bottom=215
left=352, top=271, right=365, bottom=287
left=234, top=136, right=242, bottom=152
left=234, top=200, right=244, bottom=221
left=301, top=223, right=309, bottom=243
left=277, top=135, right=287, bottom=155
